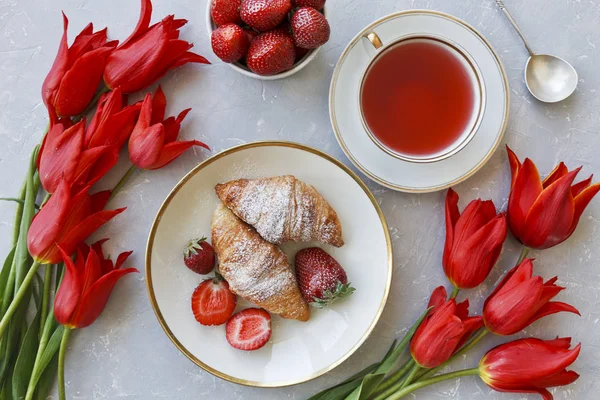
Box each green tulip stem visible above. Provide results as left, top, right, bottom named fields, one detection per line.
left=415, top=328, right=489, bottom=382
left=24, top=305, right=55, bottom=400
left=0, top=261, right=41, bottom=338
left=517, top=246, right=530, bottom=264
left=40, top=264, right=53, bottom=333
left=58, top=327, right=72, bottom=400
left=400, top=363, right=422, bottom=389
left=450, top=287, right=460, bottom=299
left=384, top=368, right=480, bottom=399
left=109, top=165, right=138, bottom=201
left=371, top=358, right=415, bottom=399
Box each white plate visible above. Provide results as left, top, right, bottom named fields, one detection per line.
left=329, top=10, right=509, bottom=193
left=146, top=142, right=392, bottom=387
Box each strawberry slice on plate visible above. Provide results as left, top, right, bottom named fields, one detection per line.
left=226, top=308, right=272, bottom=351
left=191, top=276, right=237, bottom=326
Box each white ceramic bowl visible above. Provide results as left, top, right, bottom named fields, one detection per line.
left=206, top=1, right=327, bottom=80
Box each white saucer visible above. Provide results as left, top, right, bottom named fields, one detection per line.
left=329, top=10, right=509, bottom=193
left=146, top=142, right=392, bottom=387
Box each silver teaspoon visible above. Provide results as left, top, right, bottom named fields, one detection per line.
left=496, top=0, right=578, bottom=103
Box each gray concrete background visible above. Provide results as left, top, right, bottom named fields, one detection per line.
left=1, top=0, right=598, bottom=398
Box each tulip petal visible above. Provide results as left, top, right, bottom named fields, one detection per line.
left=130, top=123, right=165, bottom=169
left=428, top=286, right=447, bottom=309
left=171, top=51, right=210, bottom=66
left=443, top=188, right=460, bottom=269
left=54, top=246, right=83, bottom=326
left=55, top=45, right=116, bottom=116
left=115, top=251, right=134, bottom=270
left=567, top=181, right=600, bottom=238
left=57, top=208, right=126, bottom=257
left=530, top=370, right=580, bottom=388
left=527, top=301, right=580, bottom=328
left=163, top=108, right=191, bottom=143
left=508, top=158, right=544, bottom=241
left=27, top=180, right=72, bottom=263
left=494, top=258, right=534, bottom=297
left=542, top=162, right=568, bottom=188
left=455, top=298, right=470, bottom=320
left=571, top=175, right=592, bottom=197
left=38, top=121, right=84, bottom=193
left=105, top=28, right=169, bottom=93
left=90, top=190, right=111, bottom=213
left=151, top=86, right=167, bottom=124
left=522, top=169, right=579, bottom=249
left=447, top=214, right=507, bottom=289
left=120, top=0, right=152, bottom=48
left=42, top=13, right=70, bottom=107
left=506, top=146, right=521, bottom=189
left=83, top=146, right=120, bottom=188
left=457, top=316, right=484, bottom=349
left=146, top=140, right=209, bottom=170
left=483, top=276, right=543, bottom=335
left=71, top=267, right=138, bottom=328
left=80, top=249, right=103, bottom=296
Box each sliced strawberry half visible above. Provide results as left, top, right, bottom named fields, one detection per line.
left=226, top=308, right=272, bottom=351
left=191, top=276, right=237, bottom=326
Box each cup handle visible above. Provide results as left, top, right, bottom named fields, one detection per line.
left=361, top=31, right=383, bottom=57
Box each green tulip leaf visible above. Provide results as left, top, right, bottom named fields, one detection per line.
left=27, top=324, right=65, bottom=392
left=35, top=352, right=59, bottom=400
left=12, top=307, right=42, bottom=399
left=0, top=247, right=16, bottom=311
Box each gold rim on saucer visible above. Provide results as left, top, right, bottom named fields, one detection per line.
left=329, top=9, right=510, bottom=193
left=358, top=33, right=486, bottom=163
left=145, top=141, right=393, bottom=388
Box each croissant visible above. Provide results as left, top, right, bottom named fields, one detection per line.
left=211, top=203, right=310, bottom=322
left=215, top=175, right=344, bottom=247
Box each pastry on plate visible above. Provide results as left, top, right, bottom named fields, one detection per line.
left=211, top=203, right=310, bottom=322
left=215, top=175, right=344, bottom=247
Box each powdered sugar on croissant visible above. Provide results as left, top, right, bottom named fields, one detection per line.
left=215, top=175, right=344, bottom=247
left=211, top=203, right=310, bottom=322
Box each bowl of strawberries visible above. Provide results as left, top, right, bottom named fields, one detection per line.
left=207, top=0, right=330, bottom=79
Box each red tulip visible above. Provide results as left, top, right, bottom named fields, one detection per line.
left=85, top=88, right=142, bottom=149
left=37, top=120, right=119, bottom=194
left=410, top=286, right=483, bottom=368
left=54, top=240, right=137, bottom=328
left=27, top=180, right=125, bottom=264
left=443, top=189, right=507, bottom=289
left=128, top=86, right=208, bottom=170
left=483, top=259, right=579, bottom=335
left=480, top=337, right=580, bottom=399
left=42, top=13, right=117, bottom=118
left=103, top=0, right=209, bottom=94
left=507, top=146, right=600, bottom=249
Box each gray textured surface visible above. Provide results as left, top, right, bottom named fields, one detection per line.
left=1, top=0, right=598, bottom=399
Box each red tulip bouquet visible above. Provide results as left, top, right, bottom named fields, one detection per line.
left=312, top=147, right=599, bottom=400
left=0, top=1, right=209, bottom=398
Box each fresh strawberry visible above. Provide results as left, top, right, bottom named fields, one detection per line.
left=211, top=0, right=242, bottom=26
left=246, top=30, right=295, bottom=75
left=183, top=237, right=215, bottom=274
left=291, top=7, right=330, bottom=49
left=295, top=247, right=355, bottom=308
left=293, top=0, right=325, bottom=9
left=226, top=308, right=272, bottom=351
left=240, top=0, right=292, bottom=32
left=191, top=276, right=237, bottom=326
left=211, top=24, right=251, bottom=63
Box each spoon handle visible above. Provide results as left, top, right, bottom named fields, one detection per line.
left=496, top=0, right=535, bottom=56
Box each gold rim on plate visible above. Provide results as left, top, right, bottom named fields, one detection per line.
left=145, top=141, right=393, bottom=388
left=329, top=9, right=510, bottom=193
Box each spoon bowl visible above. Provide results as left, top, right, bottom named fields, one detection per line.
left=525, top=54, right=578, bottom=103
left=497, top=0, right=578, bottom=103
